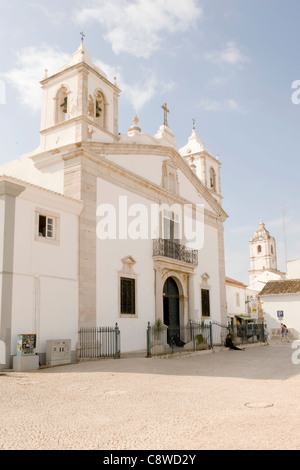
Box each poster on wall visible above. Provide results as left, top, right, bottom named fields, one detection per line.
left=17, top=335, right=37, bottom=356
left=250, top=299, right=258, bottom=319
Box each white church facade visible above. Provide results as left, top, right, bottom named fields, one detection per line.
left=0, top=43, right=228, bottom=368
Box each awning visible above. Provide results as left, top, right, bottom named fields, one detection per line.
left=236, top=315, right=253, bottom=321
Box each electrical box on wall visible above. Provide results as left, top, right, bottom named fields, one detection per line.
left=46, top=339, right=71, bottom=367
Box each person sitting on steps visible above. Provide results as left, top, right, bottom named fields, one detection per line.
left=225, top=334, right=245, bottom=351
left=173, top=333, right=185, bottom=347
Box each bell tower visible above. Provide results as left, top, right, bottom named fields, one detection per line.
left=249, top=220, right=278, bottom=284
left=38, top=43, right=121, bottom=153
left=179, top=123, right=222, bottom=205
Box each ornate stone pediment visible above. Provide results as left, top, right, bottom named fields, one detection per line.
left=121, top=256, right=137, bottom=274
left=201, top=272, right=210, bottom=286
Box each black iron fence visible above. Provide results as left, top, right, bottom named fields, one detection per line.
left=228, top=322, right=265, bottom=345
left=147, top=321, right=265, bottom=357
left=147, top=321, right=228, bottom=357
left=78, top=324, right=120, bottom=359
left=77, top=321, right=265, bottom=359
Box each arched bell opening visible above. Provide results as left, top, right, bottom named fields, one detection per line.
left=94, top=90, right=105, bottom=128
left=55, top=86, right=68, bottom=124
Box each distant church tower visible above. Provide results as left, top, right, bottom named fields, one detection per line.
left=249, top=220, right=278, bottom=284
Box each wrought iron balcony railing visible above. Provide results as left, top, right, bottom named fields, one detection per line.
left=153, top=238, right=198, bottom=265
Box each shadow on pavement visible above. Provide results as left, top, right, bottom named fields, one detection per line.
left=27, top=343, right=300, bottom=382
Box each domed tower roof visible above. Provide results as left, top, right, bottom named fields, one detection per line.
left=179, top=126, right=205, bottom=156
left=251, top=220, right=271, bottom=241
left=57, top=43, right=108, bottom=78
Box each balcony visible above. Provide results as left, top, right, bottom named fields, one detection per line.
left=153, top=238, right=198, bottom=266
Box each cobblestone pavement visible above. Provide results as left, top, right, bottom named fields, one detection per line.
left=0, top=343, right=299, bottom=451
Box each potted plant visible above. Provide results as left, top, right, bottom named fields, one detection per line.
left=195, top=333, right=208, bottom=350
left=151, top=319, right=167, bottom=354
left=153, top=318, right=164, bottom=334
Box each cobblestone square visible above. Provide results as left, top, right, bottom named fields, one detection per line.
left=0, top=343, right=299, bottom=450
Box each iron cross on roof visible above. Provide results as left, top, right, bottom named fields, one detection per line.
left=161, top=102, right=169, bottom=126
left=80, top=32, right=85, bottom=43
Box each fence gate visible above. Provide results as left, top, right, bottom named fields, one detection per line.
left=210, top=322, right=229, bottom=347
left=228, top=322, right=264, bottom=345
left=78, top=324, right=120, bottom=359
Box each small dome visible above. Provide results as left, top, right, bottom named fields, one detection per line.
left=179, top=127, right=204, bottom=156
left=57, top=43, right=108, bottom=79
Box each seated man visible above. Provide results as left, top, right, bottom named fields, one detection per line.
left=225, top=334, right=244, bottom=351
left=173, top=333, right=185, bottom=347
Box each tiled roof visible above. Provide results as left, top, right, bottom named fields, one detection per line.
left=259, top=279, right=300, bottom=296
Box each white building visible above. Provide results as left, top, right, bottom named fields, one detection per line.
left=226, top=277, right=247, bottom=318
left=287, top=258, right=300, bottom=279
left=259, top=259, right=300, bottom=340
left=226, top=277, right=259, bottom=318
left=259, top=280, right=300, bottom=340
left=0, top=43, right=228, bottom=368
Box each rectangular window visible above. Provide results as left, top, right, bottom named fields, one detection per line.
left=201, top=289, right=210, bottom=317
left=120, top=277, right=136, bottom=315
left=236, top=292, right=240, bottom=307
left=39, top=215, right=54, bottom=239
left=35, top=209, right=59, bottom=245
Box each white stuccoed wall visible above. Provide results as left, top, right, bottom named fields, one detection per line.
left=260, top=294, right=300, bottom=339
left=287, top=259, right=300, bottom=279
left=10, top=188, right=82, bottom=359
left=226, top=284, right=247, bottom=317
left=96, top=177, right=223, bottom=352
left=97, top=178, right=156, bottom=352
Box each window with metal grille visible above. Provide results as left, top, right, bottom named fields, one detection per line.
left=120, top=277, right=136, bottom=314
left=201, top=289, right=210, bottom=317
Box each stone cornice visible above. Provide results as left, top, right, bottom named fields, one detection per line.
left=153, top=256, right=196, bottom=274
left=40, top=61, right=121, bottom=94
left=0, top=175, right=83, bottom=215
left=0, top=179, right=25, bottom=198
left=39, top=115, right=120, bottom=142
left=182, top=149, right=221, bottom=165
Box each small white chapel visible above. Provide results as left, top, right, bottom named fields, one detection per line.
left=0, top=43, right=228, bottom=368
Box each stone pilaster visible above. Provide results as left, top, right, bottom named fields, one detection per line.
left=188, top=273, right=197, bottom=321
left=63, top=153, right=97, bottom=328
left=154, top=266, right=164, bottom=323
left=217, top=219, right=227, bottom=324
left=77, top=66, right=89, bottom=142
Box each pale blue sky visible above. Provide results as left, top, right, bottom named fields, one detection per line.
left=0, top=0, right=299, bottom=284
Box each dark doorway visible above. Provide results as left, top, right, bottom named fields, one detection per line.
left=163, top=277, right=180, bottom=345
